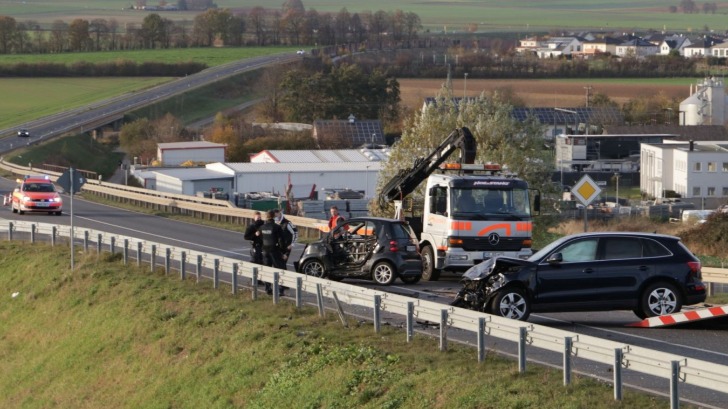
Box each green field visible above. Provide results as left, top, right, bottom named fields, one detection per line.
left=0, top=242, right=688, bottom=408
left=3, top=0, right=728, bottom=32
left=0, top=77, right=170, bottom=130
left=0, top=47, right=298, bottom=67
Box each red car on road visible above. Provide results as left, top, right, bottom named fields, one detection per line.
left=11, top=175, right=63, bottom=215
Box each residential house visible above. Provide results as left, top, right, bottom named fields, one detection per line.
left=658, top=35, right=692, bottom=56
left=615, top=38, right=659, bottom=58
left=581, top=36, right=621, bottom=56
left=710, top=41, right=728, bottom=58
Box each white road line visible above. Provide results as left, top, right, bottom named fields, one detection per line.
left=534, top=313, right=728, bottom=359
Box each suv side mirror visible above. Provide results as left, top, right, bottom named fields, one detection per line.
left=546, top=252, right=563, bottom=264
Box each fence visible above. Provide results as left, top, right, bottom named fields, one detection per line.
left=3, top=219, right=727, bottom=409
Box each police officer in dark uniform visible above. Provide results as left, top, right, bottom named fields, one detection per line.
left=259, top=209, right=286, bottom=295
left=243, top=211, right=264, bottom=264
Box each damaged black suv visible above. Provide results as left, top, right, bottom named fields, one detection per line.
left=294, top=217, right=422, bottom=285
left=452, top=232, right=706, bottom=321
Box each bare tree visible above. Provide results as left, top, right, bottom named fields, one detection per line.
left=89, top=18, right=108, bottom=51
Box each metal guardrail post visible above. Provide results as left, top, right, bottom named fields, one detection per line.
left=614, top=348, right=623, bottom=401
left=439, top=309, right=448, bottom=352
left=151, top=244, right=156, bottom=272
left=110, top=236, right=115, bottom=254
left=96, top=233, right=102, bottom=253
left=564, top=337, right=572, bottom=385
left=51, top=226, right=56, bottom=246
left=518, top=327, right=527, bottom=373
left=137, top=242, right=142, bottom=267
left=316, top=283, right=324, bottom=317
left=232, top=263, right=238, bottom=295
left=406, top=302, right=414, bottom=343
left=213, top=259, right=219, bottom=289
left=165, top=248, right=171, bottom=275
left=196, top=255, right=202, bottom=283
left=373, top=295, right=381, bottom=333
left=477, top=317, right=486, bottom=362
left=180, top=251, right=186, bottom=280
left=295, top=277, right=302, bottom=308
left=31, top=224, right=36, bottom=243
left=123, top=239, right=129, bottom=265
left=8, top=222, right=13, bottom=241
left=670, top=360, right=680, bottom=409
left=84, top=231, right=89, bottom=252
left=272, top=272, right=279, bottom=304
left=252, top=267, right=258, bottom=300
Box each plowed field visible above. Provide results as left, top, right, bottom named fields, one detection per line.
left=398, top=78, right=693, bottom=110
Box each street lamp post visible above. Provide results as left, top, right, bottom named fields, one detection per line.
left=614, top=172, right=620, bottom=213
left=464, top=73, right=468, bottom=99
left=365, top=165, right=370, bottom=198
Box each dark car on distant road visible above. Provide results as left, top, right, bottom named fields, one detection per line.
left=451, top=232, right=706, bottom=321
left=294, top=217, right=422, bottom=285
left=17, top=129, right=29, bottom=137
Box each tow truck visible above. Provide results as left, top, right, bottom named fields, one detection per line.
left=379, top=127, right=539, bottom=281
left=11, top=175, right=63, bottom=215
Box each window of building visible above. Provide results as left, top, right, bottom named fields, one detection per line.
left=708, top=187, right=716, bottom=196
left=693, top=162, right=702, bottom=171
left=723, top=162, right=728, bottom=172
left=723, top=187, right=728, bottom=196
left=708, top=162, right=717, bottom=172
left=693, top=187, right=701, bottom=196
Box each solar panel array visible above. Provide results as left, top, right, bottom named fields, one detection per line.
left=313, top=119, right=385, bottom=147
left=511, top=107, right=624, bottom=126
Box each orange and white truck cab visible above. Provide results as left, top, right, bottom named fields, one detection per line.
left=11, top=175, right=63, bottom=215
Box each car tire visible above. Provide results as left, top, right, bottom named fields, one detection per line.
left=372, top=262, right=396, bottom=285
left=632, top=309, right=648, bottom=320
left=55, top=211, right=62, bottom=215
left=421, top=245, right=440, bottom=281
left=11, top=203, right=17, bottom=213
left=639, top=281, right=682, bottom=318
left=490, top=288, right=531, bottom=321
left=300, top=259, right=326, bottom=278
left=400, top=275, right=421, bottom=284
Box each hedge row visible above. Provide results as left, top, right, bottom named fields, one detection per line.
left=0, top=61, right=208, bottom=77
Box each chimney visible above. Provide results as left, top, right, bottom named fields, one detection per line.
left=689, top=140, right=694, bottom=151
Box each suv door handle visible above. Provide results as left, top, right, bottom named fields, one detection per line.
left=638, top=266, right=648, bottom=271
left=583, top=268, right=594, bottom=273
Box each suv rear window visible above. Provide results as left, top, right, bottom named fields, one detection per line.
left=642, top=238, right=672, bottom=257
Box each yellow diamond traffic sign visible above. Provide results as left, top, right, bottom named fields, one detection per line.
left=571, top=174, right=601, bottom=206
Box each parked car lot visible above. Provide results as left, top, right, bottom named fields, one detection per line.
left=452, top=232, right=706, bottom=321
left=294, top=217, right=422, bottom=285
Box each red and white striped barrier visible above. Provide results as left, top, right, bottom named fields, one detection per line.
left=627, top=304, right=728, bottom=327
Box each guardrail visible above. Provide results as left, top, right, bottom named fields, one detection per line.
left=2, top=159, right=728, bottom=285
left=3, top=219, right=727, bottom=408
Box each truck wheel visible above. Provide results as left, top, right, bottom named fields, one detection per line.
left=421, top=245, right=440, bottom=281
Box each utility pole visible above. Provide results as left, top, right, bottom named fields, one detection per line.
left=584, top=85, right=592, bottom=107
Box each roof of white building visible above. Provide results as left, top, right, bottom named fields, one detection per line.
left=158, top=141, right=227, bottom=150
left=249, top=148, right=390, bottom=163
left=646, top=142, right=728, bottom=153
left=222, top=162, right=383, bottom=173
left=151, top=167, right=233, bottom=180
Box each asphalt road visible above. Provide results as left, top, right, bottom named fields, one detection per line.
left=1, top=177, right=727, bottom=407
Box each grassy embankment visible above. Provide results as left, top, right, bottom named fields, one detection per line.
left=0, top=47, right=295, bottom=131
left=0, top=241, right=696, bottom=409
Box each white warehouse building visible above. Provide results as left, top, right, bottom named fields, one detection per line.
left=157, top=141, right=227, bottom=166
left=641, top=140, right=728, bottom=200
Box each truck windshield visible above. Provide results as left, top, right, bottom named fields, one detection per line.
left=451, top=187, right=531, bottom=219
